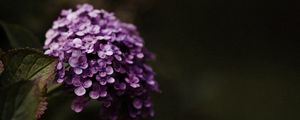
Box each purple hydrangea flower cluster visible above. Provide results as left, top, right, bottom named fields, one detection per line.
left=44, top=4, right=159, bottom=120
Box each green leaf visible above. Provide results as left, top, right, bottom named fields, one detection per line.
left=0, top=48, right=57, bottom=120
left=0, top=21, right=42, bottom=50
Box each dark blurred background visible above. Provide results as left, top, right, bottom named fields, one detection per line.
left=0, top=0, right=299, bottom=120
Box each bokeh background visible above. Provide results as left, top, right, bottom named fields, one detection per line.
left=0, top=0, right=299, bottom=120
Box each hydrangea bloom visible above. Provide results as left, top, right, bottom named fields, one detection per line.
left=44, top=4, right=159, bottom=120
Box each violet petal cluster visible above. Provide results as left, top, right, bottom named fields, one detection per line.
left=44, top=4, right=159, bottom=120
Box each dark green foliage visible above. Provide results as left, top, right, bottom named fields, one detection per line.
left=0, top=49, right=57, bottom=120
left=0, top=21, right=41, bottom=50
